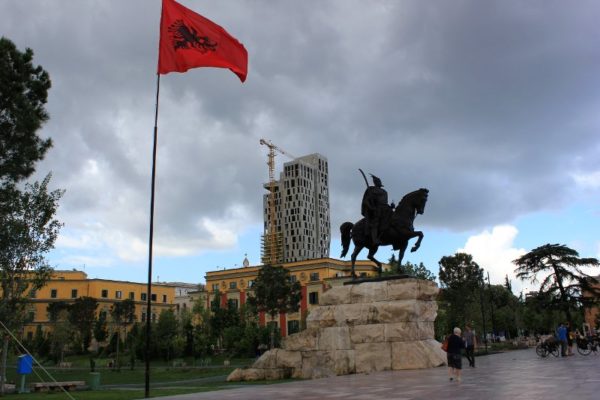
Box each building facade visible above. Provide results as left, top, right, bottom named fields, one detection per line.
left=263, top=153, right=330, bottom=264
left=584, top=275, right=600, bottom=331
left=22, top=270, right=175, bottom=339
left=205, top=258, right=384, bottom=337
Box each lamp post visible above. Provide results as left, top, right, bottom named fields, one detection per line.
left=479, top=276, right=488, bottom=353
left=487, top=272, right=497, bottom=342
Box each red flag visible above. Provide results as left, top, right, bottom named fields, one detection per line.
left=158, top=0, right=248, bottom=82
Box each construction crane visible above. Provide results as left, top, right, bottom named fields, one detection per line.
left=259, top=139, right=295, bottom=265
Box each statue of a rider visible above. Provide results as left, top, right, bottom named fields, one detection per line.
left=361, top=174, right=391, bottom=245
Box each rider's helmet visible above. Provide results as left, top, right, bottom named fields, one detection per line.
left=371, top=174, right=384, bottom=187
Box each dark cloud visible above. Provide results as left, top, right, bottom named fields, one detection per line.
left=2, top=0, right=599, bottom=262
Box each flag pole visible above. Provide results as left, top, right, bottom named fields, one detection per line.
left=145, top=72, right=160, bottom=398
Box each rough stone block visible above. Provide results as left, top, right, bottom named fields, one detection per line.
left=370, top=300, right=418, bottom=323
left=318, top=326, right=351, bottom=350
left=321, top=285, right=352, bottom=305
left=240, top=368, right=266, bottom=381
left=386, top=279, right=419, bottom=301
left=384, top=322, right=420, bottom=342
left=226, top=368, right=243, bottom=382
left=417, top=280, right=439, bottom=301
left=416, top=321, right=435, bottom=339
left=332, top=303, right=371, bottom=326
left=415, top=301, right=438, bottom=322
left=282, top=328, right=318, bottom=351
left=391, top=340, right=446, bottom=370
left=332, top=349, right=356, bottom=375
left=350, top=324, right=385, bottom=344
left=355, top=342, right=391, bottom=373
left=301, top=351, right=335, bottom=379
left=276, top=349, right=302, bottom=368
left=350, top=282, right=389, bottom=303
left=306, top=305, right=336, bottom=329
left=264, top=368, right=291, bottom=380
left=253, top=349, right=278, bottom=369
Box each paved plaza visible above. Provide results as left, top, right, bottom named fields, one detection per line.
left=155, top=348, right=600, bottom=400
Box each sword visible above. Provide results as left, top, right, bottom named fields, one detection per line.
left=358, top=169, right=369, bottom=187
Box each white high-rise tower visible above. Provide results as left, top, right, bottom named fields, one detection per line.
left=262, top=153, right=330, bottom=264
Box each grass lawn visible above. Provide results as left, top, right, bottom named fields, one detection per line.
left=0, top=387, right=226, bottom=400
left=7, top=365, right=236, bottom=386
left=2, top=354, right=257, bottom=400
left=1, top=378, right=295, bottom=400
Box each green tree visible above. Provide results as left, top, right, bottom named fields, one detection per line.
left=109, top=299, right=136, bottom=371
left=47, top=307, right=72, bottom=364
left=209, top=292, right=240, bottom=350
left=388, top=255, right=437, bottom=281
left=68, top=297, right=98, bottom=353
left=437, top=253, right=484, bottom=337
left=0, top=37, right=52, bottom=185
left=514, top=243, right=600, bottom=327
left=0, top=37, right=62, bottom=395
left=156, top=309, right=181, bottom=361
left=32, top=325, right=49, bottom=358
left=93, top=311, right=108, bottom=345
left=246, top=264, right=301, bottom=349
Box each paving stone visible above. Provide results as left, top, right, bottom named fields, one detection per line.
left=153, top=348, right=600, bottom=399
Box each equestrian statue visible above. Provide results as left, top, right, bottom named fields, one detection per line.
left=341, top=170, right=429, bottom=278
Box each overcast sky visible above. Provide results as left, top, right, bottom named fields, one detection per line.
left=2, top=0, right=599, bottom=292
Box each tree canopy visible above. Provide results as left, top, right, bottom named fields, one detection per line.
left=0, top=37, right=52, bottom=186
left=246, top=264, right=301, bottom=348
left=513, top=243, right=600, bottom=325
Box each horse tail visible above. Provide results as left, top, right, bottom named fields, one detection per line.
left=340, top=222, right=353, bottom=258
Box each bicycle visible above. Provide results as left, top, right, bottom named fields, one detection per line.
left=576, top=336, right=599, bottom=356
left=536, top=338, right=560, bottom=358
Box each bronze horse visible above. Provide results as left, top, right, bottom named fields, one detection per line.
left=340, top=188, right=429, bottom=278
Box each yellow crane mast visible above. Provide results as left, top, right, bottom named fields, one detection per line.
left=259, top=138, right=295, bottom=265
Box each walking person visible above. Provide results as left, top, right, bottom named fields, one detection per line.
left=463, top=324, right=477, bottom=367
left=447, top=327, right=465, bottom=382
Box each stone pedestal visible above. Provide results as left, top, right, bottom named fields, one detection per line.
left=227, top=278, right=445, bottom=381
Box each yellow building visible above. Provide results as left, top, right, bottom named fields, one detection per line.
left=23, top=270, right=175, bottom=339
left=205, top=257, right=385, bottom=336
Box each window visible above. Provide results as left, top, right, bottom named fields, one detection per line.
left=101, top=289, right=108, bottom=298
left=248, top=280, right=255, bottom=288
left=151, top=294, right=157, bottom=302
left=141, top=293, right=147, bottom=301
left=288, top=320, right=300, bottom=335
left=229, top=281, right=237, bottom=290
left=310, top=272, right=320, bottom=282
left=29, top=289, right=37, bottom=299
left=27, top=311, right=35, bottom=322
left=212, top=284, right=219, bottom=291
left=151, top=313, right=157, bottom=322
left=228, top=299, right=239, bottom=310
left=71, top=289, right=78, bottom=299
left=129, top=292, right=135, bottom=300
left=309, top=291, right=319, bottom=305
left=290, top=275, right=297, bottom=283
left=50, top=289, right=57, bottom=299
left=162, top=294, right=167, bottom=303
left=141, top=312, right=146, bottom=322
left=115, top=291, right=122, bottom=299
